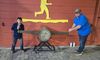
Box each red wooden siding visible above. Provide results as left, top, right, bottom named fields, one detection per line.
left=0, top=0, right=97, bottom=47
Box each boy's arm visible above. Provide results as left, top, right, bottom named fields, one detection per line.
left=11, top=24, right=15, bottom=31
left=22, top=24, right=24, bottom=31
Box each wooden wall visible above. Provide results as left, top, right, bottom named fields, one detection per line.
left=93, top=0, right=100, bottom=45
left=0, top=0, right=97, bottom=47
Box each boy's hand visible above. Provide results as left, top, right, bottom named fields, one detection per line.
left=18, top=30, right=24, bottom=33
left=17, top=24, right=21, bottom=29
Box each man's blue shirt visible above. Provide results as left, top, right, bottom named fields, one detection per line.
left=74, top=13, right=91, bottom=36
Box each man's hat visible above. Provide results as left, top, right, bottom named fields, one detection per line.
left=74, top=8, right=81, bottom=13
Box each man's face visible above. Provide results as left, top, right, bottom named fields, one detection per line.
left=17, top=19, right=22, bottom=24
left=75, top=13, right=80, bottom=17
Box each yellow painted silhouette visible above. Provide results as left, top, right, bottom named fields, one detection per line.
left=35, top=0, right=52, bottom=19
left=23, top=19, right=68, bottom=23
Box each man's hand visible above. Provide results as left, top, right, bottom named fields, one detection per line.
left=68, top=28, right=73, bottom=32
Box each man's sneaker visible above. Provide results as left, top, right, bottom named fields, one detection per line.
left=74, top=51, right=83, bottom=56
left=75, top=51, right=83, bottom=56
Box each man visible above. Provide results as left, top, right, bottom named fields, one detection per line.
left=11, top=17, right=24, bottom=53
left=68, top=8, right=91, bottom=55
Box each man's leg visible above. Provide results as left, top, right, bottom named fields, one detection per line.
left=11, top=38, right=17, bottom=52
left=19, top=38, right=24, bottom=50
left=78, top=35, right=88, bottom=53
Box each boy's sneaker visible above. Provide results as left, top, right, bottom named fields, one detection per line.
left=11, top=50, right=16, bottom=53
left=20, top=49, right=25, bottom=52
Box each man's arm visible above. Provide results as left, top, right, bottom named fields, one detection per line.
left=68, top=25, right=81, bottom=32
left=72, top=23, right=76, bottom=28
left=72, top=25, right=81, bottom=30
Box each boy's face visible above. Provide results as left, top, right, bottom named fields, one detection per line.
left=17, top=19, right=22, bottom=24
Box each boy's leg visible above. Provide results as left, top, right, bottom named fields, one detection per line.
left=11, top=38, right=17, bottom=52
left=19, top=38, right=24, bottom=50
